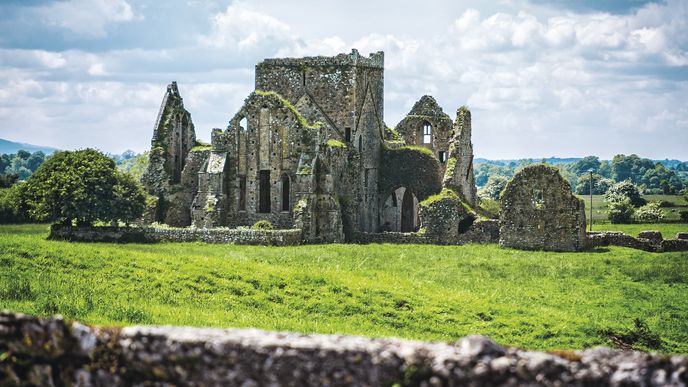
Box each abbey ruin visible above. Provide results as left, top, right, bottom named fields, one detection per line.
left=134, top=49, right=687, bottom=252
left=142, top=49, right=478, bottom=244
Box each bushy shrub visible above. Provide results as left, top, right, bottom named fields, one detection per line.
left=634, top=202, right=665, bottom=223
left=251, top=220, right=273, bottom=230
left=605, top=180, right=646, bottom=207
left=607, top=197, right=635, bottom=224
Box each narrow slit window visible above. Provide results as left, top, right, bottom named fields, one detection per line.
left=422, top=122, right=432, bottom=144
left=345, top=127, right=351, bottom=142
left=281, top=174, right=290, bottom=212
left=439, top=151, right=447, bottom=163
left=259, top=170, right=271, bottom=213
left=239, top=176, right=246, bottom=211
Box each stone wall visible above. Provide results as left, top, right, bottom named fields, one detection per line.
left=48, top=225, right=302, bottom=246
left=588, top=231, right=688, bottom=252
left=500, top=165, right=587, bottom=252
left=352, top=219, right=499, bottom=245
left=2, top=312, right=686, bottom=386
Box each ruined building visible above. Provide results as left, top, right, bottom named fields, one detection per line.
left=143, top=49, right=478, bottom=243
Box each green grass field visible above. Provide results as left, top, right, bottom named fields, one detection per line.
left=575, top=194, right=688, bottom=224
left=1, top=224, right=688, bottom=354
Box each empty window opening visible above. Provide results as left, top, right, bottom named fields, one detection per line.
left=439, top=151, right=447, bottom=163
left=358, top=136, right=363, bottom=152
left=391, top=193, right=398, bottom=207
left=302, top=70, right=306, bottom=86
left=259, top=170, right=271, bottom=213
left=422, top=122, right=432, bottom=144
left=458, top=216, right=476, bottom=234
left=345, top=127, right=351, bottom=142
left=238, top=176, right=247, bottom=211
left=400, top=189, right=416, bottom=232
left=281, top=174, right=290, bottom=212
left=239, top=117, right=248, bottom=132
left=532, top=188, right=545, bottom=209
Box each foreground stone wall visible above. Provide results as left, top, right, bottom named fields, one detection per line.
left=49, top=225, right=302, bottom=246
left=1, top=312, right=686, bottom=386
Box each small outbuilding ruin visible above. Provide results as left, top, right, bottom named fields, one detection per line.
left=499, top=165, right=587, bottom=252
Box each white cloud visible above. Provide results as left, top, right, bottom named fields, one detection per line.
left=199, top=3, right=293, bottom=53
left=1, top=0, right=687, bottom=159
left=34, top=0, right=141, bottom=38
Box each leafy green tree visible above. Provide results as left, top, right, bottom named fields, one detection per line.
left=26, top=151, right=45, bottom=172
left=22, top=149, right=145, bottom=226
left=0, top=174, right=18, bottom=188
left=0, top=184, right=27, bottom=223
left=479, top=175, right=508, bottom=200
left=569, top=156, right=601, bottom=176
left=117, top=151, right=149, bottom=182
left=607, top=197, right=635, bottom=224
left=111, top=172, right=146, bottom=225
left=16, top=150, right=30, bottom=160
left=575, top=174, right=612, bottom=195
left=605, top=180, right=646, bottom=207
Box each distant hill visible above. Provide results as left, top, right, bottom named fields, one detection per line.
left=0, top=138, right=59, bottom=155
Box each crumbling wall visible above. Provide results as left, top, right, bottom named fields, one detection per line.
left=394, top=95, right=453, bottom=175
left=419, top=188, right=477, bottom=244
left=142, top=82, right=198, bottom=225
left=499, top=165, right=587, bottom=252
left=2, top=312, right=686, bottom=386
left=442, top=106, right=478, bottom=207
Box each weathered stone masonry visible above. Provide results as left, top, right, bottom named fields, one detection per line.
left=143, top=49, right=480, bottom=244
left=2, top=312, right=686, bottom=386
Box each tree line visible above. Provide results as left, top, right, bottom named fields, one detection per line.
left=476, top=154, right=687, bottom=199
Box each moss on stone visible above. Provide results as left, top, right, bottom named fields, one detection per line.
left=326, top=139, right=347, bottom=149
left=251, top=220, right=274, bottom=230
left=420, top=188, right=458, bottom=207
left=190, top=144, right=212, bottom=152
left=255, top=90, right=323, bottom=130
left=398, top=145, right=435, bottom=158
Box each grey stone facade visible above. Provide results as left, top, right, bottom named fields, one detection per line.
left=143, top=50, right=479, bottom=243
left=2, top=312, right=687, bottom=386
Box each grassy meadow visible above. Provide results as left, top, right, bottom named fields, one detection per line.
left=1, top=224, right=688, bottom=354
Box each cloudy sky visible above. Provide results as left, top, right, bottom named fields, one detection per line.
left=0, top=0, right=686, bottom=159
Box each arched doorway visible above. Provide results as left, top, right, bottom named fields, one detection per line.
left=401, top=189, right=416, bottom=232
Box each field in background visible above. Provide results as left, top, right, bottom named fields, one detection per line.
left=575, top=194, right=688, bottom=224
left=1, top=224, right=687, bottom=354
